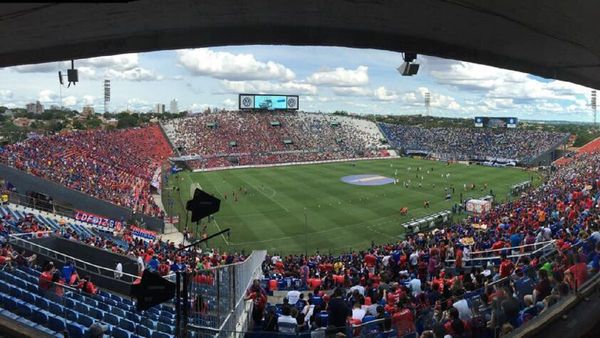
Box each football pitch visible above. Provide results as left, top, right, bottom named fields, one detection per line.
left=162, top=158, right=537, bottom=254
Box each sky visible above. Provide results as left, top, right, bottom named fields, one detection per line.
left=0, top=45, right=595, bottom=122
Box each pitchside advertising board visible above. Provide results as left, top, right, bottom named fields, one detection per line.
left=474, top=117, right=518, bottom=128
left=239, top=94, right=299, bottom=110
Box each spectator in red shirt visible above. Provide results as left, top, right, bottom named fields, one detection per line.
left=78, top=275, right=98, bottom=295
left=39, top=261, right=55, bottom=291
left=564, top=254, right=588, bottom=290
left=499, top=253, right=515, bottom=278
left=392, top=299, right=416, bottom=337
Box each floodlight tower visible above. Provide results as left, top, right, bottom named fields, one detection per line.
left=104, top=79, right=111, bottom=114
left=424, top=92, right=431, bottom=116
left=592, top=90, right=597, bottom=125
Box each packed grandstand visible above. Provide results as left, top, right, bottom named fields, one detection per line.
left=0, top=111, right=597, bottom=338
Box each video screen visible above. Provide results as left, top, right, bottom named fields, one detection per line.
left=254, top=95, right=287, bottom=110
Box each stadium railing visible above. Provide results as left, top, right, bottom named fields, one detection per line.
left=188, top=250, right=267, bottom=337
left=7, top=232, right=140, bottom=284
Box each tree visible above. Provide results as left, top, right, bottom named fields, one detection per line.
left=72, top=119, right=85, bottom=130
left=84, top=116, right=102, bottom=129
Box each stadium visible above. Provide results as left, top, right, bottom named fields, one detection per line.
left=0, top=1, right=600, bottom=338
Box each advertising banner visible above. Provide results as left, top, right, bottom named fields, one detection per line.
left=74, top=210, right=124, bottom=231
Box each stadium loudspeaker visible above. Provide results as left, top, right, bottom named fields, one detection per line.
left=186, top=188, right=221, bottom=222
left=67, top=69, right=78, bottom=83
left=130, top=269, right=176, bottom=311
left=397, top=62, right=420, bottom=76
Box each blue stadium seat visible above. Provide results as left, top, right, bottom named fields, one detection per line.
left=4, top=297, right=18, bottom=312
left=77, top=314, right=94, bottom=327
left=152, top=332, right=171, bottom=338
left=112, top=307, right=125, bottom=318
left=67, top=322, right=86, bottom=338
left=98, top=301, right=111, bottom=312
left=26, top=283, right=38, bottom=294
left=120, top=318, right=135, bottom=332
left=141, top=317, right=157, bottom=330
left=0, top=281, right=9, bottom=294
left=48, top=302, right=64, bottom=316
left=21, top=291, right=35, bottom=305
left=112, top=327, right=130, bottom=338
left=75, top=302, right=89, bottom=315
left=127, top=312, right=141, bottom=323
left=48, top=316, right=66, bottom=332
left=64, top=308, right=78, bottom=322
left=104, top=313, right=120, bottom=326
left=16, top=302, right=33, bottom=318
left=64, top=298, right=76, bottom=308
left=136, top=325, right=152, bottom=337
left=9, top=287, right=22, bottom=299
left=156, top=322, right=174, bottom=334
left=36, top=297, right=49, bottom=310
left=32, top=310, right=49, bottom=326
left=84, top=297, right=98, bottom=307
left=110, top=294, right=123, bottom=302
left=88, top=308, right=104, bottom=321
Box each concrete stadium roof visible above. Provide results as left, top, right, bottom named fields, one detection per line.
left=1, top=0, right=599, bottom=89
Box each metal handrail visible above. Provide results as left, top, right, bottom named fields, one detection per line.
left=8, top=233, right=139, bottom=283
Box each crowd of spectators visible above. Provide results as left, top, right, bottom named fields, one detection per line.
left=0, top=125, right=172, bottom=216
left=379, top=123, right=569, bottom=163
left=1, top=205, right=246, bottom=281
left=162, top=111, right=384, bottom=169
left=252, top=144, right=600, bottom=337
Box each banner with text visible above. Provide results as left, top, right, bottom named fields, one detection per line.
left=131, top=226, right=157, bottom=241
left=74, top=210, right=124, bottom=231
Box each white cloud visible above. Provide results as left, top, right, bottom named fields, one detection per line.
left=223, top=98, right=236, bottom=108
left=106, top=67, right=162, bottom=81
left=0, top=90, right=13, bottom=100
left=332, top=86, right=372, bottom=96
left=307, top=66, right=369, bottom=87
left=38, top=89, right=58, bottom=103
left=79, top=54, right=138, bottom=70
left=373, top=86, right=398, bottom=101
left=177, top=48, right=295, bottom=81
left=62, top=96, right=78, bottom=107
left=483, top=98, right=515, bottom=110
left=10, top=62, right=59, bottom=73
left=430, top=59, right=593, bottom=105
left=82, top=95, right=95, bottom=106
left=221, top=80, right=317, bottom=95
left=77, top=67, right=97, bottom=79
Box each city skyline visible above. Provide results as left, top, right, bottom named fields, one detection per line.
left=0, top=45, right=595, bottom=122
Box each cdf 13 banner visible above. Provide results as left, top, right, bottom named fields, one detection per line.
left=74, top=210, right=124, bottom=231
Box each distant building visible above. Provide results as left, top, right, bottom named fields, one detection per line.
left=155, top=104, right=165, bottom=114
left=26, top=101, right=44, bottom=114
left=13, top=117, right=32, bottom=127
left=105, top=118, right=118, bottom=127
left=170, top=99, right=178, bottom=114
left=82, top=105, right=94, bottom=117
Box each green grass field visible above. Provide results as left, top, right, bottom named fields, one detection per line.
left=162, top=158, right=537, bottom=254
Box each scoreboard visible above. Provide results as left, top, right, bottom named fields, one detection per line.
left=474, top=117, right=518, bottom=128
left=239, top=94, right=299, bottom=110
